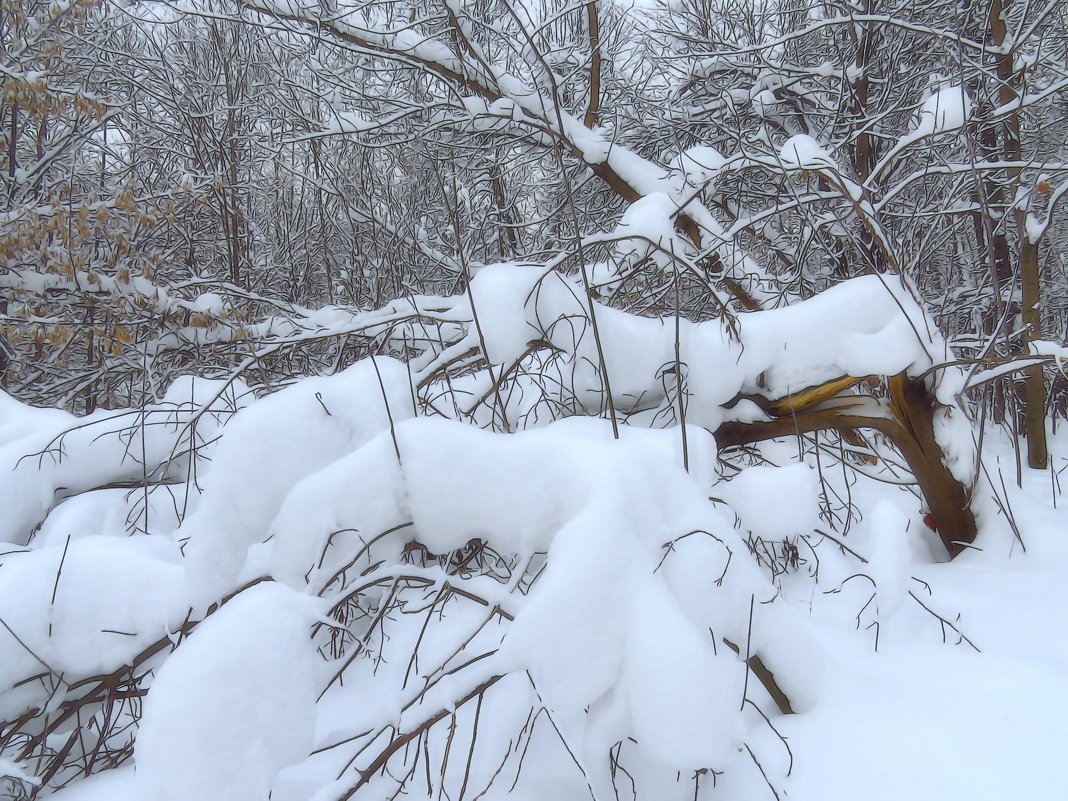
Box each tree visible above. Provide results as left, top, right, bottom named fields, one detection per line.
left=1, top=0, right=1067, bottom=798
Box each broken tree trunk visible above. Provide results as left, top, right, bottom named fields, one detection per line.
left=716, top=373, right=977, bottom=557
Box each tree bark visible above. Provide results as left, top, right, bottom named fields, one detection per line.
left=988, top=0, right=1048, bottom=468
left=844, top=0, right=886, bottom=274
left=716, top=374, right=977, bottom=557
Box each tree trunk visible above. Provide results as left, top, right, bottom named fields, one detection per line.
left=1020, top=238, right=1048, bottom=467
left=844, top=0, right=886, bottom=274
left=988, top=0, right=1048, bottom=468
left=716, top=374, right=977, bottom=557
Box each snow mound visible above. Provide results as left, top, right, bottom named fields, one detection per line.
left=720, top=463, right=822, bottom=540
left=267, top=415, right=765, bottom=778
left=179, top=357, right=415, bottom=606
left=0, top=536, right=188, bottom=721
left=135, top=582, right=321, bottom=801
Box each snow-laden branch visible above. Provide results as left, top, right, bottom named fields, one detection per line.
left=237, top=0, right=779, bottom=308
left=160, top=367, right=809, bottom=798
left=866, top=85, right=973, bottom=186
left=0, top=377, right=250, bottom=545
left=391, top=264, right=964, bottom=428
left=712, top=13, right=988, bottom=58
left=265, top=416, right=765, bottom=786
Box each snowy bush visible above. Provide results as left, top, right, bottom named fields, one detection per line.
left=3, top=270, right=1066, bottom=801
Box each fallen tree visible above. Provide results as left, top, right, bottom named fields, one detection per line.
left=353, top=264, right=981, bottom=558
left=717, top=373, right=977, bottom=556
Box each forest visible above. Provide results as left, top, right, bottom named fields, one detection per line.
left=1, top=0, right=1067, bottom=798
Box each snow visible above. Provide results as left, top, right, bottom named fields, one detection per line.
left=5, top=257, right=1068, bottom=801
left=671, top=144, right=726, bottom=187
left=466, top=263, right=541, bottom=364
left=0, top=390, right=74, bottom=448
left=612, top=192, right=689, bottom=269
left=0, top=535, right=188, bottom=722
left=911, top=84, right=973, bottom=138
left=866, top=501, right=911, bottom=617
left=264, top=412, right=758, bottom=787
left=871, top=84, right=974, bottom=180
left=780, top=645, right=1068, bottom=800
left=34, top=486, right=176, bottom=546
left=183, top=291, right=226, bottom=315
left=135, top=582, right=321, bottom=801
left=1025, top=209, right=1046, bottom=244
left=6, top=362, right=1068, bottom=800
left=1030, top=338, right=1068, bottom=361
left=778, top=134, right=838, bottom=172
left=621, top=575, right=743, bottom=766
left=445, top=264, right=963, bottom=441
left=719, top=463, right=821, bottom=540
left=0, top=378, right=248, bottom=545
left=0, top=757, right=39, bottom=788
left=48, top=767, right=138, bottom=800
left=179, top=357, right=415, bottom=606
left=270, top=416, right=717, bottom=591
left=739, top=274, right=945, bottom=398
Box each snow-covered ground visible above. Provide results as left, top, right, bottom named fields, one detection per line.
left=2, top=361, right=1067, bottom=801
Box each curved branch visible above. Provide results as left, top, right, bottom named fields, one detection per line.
left=716, top=375, right=977, bottom=557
